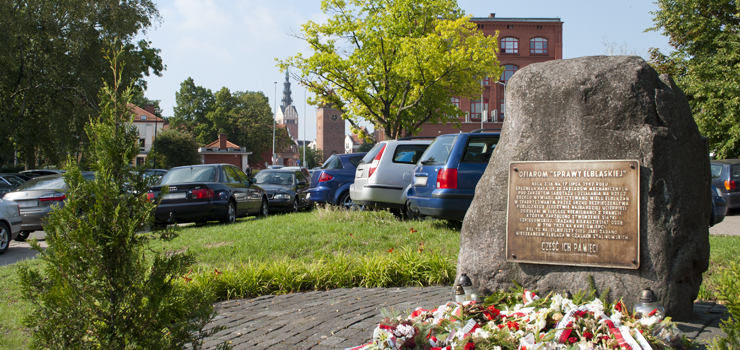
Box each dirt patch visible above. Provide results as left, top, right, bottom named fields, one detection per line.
left=205, top=241, right=233, bottom=248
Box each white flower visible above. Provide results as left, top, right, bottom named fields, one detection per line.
left=638, top=315, right=661, bottom=326
left=472, top=328, right=491, bottom=340
left=550, top=294, right=563, bottom=311
left=610, top=311, right=623, bottom=326
left=493, top=346, right=501, bottom=350
left=393, top=324, right=415, bottom=338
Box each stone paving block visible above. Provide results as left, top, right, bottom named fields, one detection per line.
left=203, top=288, right=729, bottom=349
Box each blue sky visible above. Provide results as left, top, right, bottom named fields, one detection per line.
left=139, top=0, right=672, bottom=141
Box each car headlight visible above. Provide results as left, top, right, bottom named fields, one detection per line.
left=274, top=194, right=291, bottom=200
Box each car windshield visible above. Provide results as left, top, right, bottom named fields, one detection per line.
left=15, top=176, right=67, bottom=190
left=254, top=171, right=294, bottom=185
left=160, top=167, right=217, bottom=184
left=1, top=176, right=23, bottom=187
left=418, top=135, right=458, bottom=165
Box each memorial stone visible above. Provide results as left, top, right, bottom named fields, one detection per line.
left=458, top=56, right=711, bottom=320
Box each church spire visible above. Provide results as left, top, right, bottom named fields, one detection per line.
left=281, top=70, right=292, bottom=108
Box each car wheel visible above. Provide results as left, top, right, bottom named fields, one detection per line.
left=339, top=192, right=364, bottom=211
left=14, top=231, right=30, bottom=242
left=0, top=223, right=10, bottom=255
left=258, top=198, right=269, bottom=218
left=405, top=200, right=424, bottom=220
left=221, top=200, right=236, bottom=224
left=291, top=197, right=299, bottom=213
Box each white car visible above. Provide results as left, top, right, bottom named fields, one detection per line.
left=350, top=138, right=433, bottom=213
left=0, top=198, right=22, bottom=254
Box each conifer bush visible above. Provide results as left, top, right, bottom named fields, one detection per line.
left=18, top=45, right=226, bottom=350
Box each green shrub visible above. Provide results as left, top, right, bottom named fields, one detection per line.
left=708, top=260, right=740, bottom=350
left=185, top=248, right=456, bottom=300
left=17, top=45, right=225, bottom=350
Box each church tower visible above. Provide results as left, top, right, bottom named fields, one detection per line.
left=276, top=71, right=299, bottom=139
left=316, top=104, right=345, bottom=162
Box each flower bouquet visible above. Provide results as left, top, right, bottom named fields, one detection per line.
left=347, top=287, right=692, bottom=350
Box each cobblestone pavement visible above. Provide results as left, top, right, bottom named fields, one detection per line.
left=202, top=287, right=729, bottom=350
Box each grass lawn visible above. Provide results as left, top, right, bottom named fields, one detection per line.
left=1, top=206, right=738, bottom=350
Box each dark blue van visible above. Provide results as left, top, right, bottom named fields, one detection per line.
left=307, top=152, right=366, bottom=209
left=407, top=131, right=500, bottom=221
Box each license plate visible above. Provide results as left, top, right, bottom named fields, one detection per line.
left=414, top=176, right=428, bottom=187
left=17, top=200, right=38, bottom=208
left=162, top=192, right=187, bottom=200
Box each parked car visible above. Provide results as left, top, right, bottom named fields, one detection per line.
left=0, top=198, right=22, bottom=254
left=711, top=159, right=740, bottom=210
left=350, top=138, right=433, bottom=213
left=281, top=166, right=311, bottom=181
left=711, top=184, right=728, bottom=226
left=1, top=173, right=32, bottom=181
left=19, top=169, right=66, bottom=178
left=253, top=169, right=311, bottom=212
left=408, top=131, right=500, bottom=221
left=307, top=153, right=366, bottom=209
left=3, top=172, right=95, bottom=241
left=144, top=168, right=168, bottom=179
left=148, top=164, right=268, bottom=226
left=0, top=174, right=26, bottom=196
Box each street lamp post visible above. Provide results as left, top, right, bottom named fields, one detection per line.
left=272, top=81, right=277, bottom=166
left=303, top=88, right=306, bottom=168
left=480, top=79, right=485, bottom=129
left=154, top=107, right=160, bottom=169
left=495, top=81, right=506, bottom=122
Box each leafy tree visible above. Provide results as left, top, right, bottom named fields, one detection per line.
left=300, top=146, right=324, bottom=168
left=150, top=129, right=202, bottom=168
left=170, top=77, right=215, bottom=138
left=18, top=44, right=222, bottom=349
left=357, top=139, right=376, bottom=153
left=278, top=0, right=502, bottom=140
left=171, top=78, right=294, bottom=164
left=649, top=0, right=740, bottom=158
left=0, top=0, right=164, bottom=168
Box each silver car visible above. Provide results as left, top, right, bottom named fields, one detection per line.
left=350, top=138, right=432, bottom=212
left=0, top=198, right=22, bottom=254
left=3, top=172, right=94, bottom=241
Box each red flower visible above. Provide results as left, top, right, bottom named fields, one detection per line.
left=506, top=321, right=519, bottom=331
left=498, top=324, right=505, bottom=329
left=568, top=337, right=578, bottom=344
left=614, top=302, right=623, bottom=312
left=464, top=342, right=476, bottom=350
left=487, top=306, right=501, bottom=317
left=583, top=332, right=594, bottom=340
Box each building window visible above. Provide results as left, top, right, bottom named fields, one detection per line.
left=451, top=97, right=460, bottom=108
left=501, top=64, right=519, bottom=83
left=139, top=138, right=146, bottom=151
left=141, top=115, right=147, bottom=120
left=501, top=37, right=518, bottom=54
left=481, top=77, right=490, bottom=86
left=530, top=37, right=548, bottom=54
left=470, top=98, right=488, bottom=120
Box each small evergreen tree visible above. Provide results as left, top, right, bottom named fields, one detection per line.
left=18, top=44, right=226, bottom=350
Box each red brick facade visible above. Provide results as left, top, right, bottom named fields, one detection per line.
left=414, top=14, right=563, bottom=138
left=316, top=106, right=345, bottom=162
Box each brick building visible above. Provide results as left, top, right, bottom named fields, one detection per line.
left=409, top=14, right=563, bottom=137
left=316, top=105, right=345, bottom=162
left=199, top=134, right=252, bottom=172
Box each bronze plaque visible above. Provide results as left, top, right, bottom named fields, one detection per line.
left=506, top=160, right=640, bottom=269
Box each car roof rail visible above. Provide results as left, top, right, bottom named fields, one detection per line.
left=396, top=136, right=437, bottom=140
left=469, top=129, right=500, bottom=133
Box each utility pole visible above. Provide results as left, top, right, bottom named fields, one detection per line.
left=272, top=81, right=277, bottom=166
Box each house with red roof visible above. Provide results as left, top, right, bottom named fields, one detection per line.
left=131, top=104, right=167, bottom=166
left=199, top=133, right=252, bottom=173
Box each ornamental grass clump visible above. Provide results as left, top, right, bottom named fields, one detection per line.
left=17, top=45, right=226, bottom=350
left=708, top=260, right=740, bottom=350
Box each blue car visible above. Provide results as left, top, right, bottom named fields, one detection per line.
left=307, top=153, right=366, bottom=209
left=407, top=131, right=500, bottom=221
